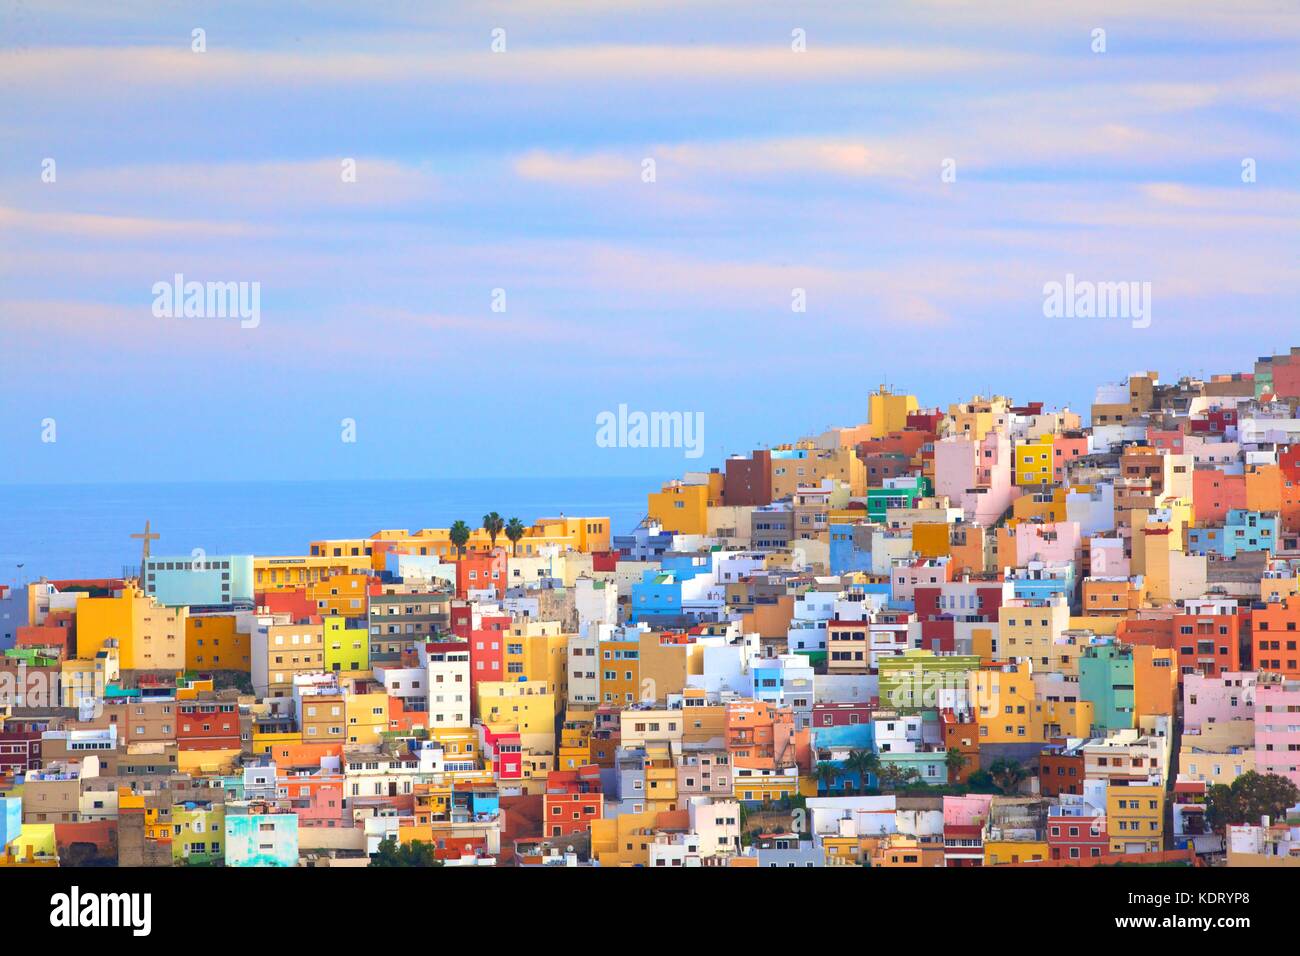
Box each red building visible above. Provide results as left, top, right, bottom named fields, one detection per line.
left=940, top=709, right=979, bottom=784
left=1038, top=747, right=1085, bottom=796
left=456, top=551, right=507, bottom=599
left=1173, top=607, right=1242, bottom=678
left=1192, top=470, right=1248, bottom=526
left=591, top=550, right=620, bottom=573
left=1052, top=435, right=1089, bottom=483
left=479, top=725, right=523, bottom=780
left=257, top=588, right=317, bottom=621
left=467, top=613, right=512, bottom=710
left=543, top=765, right=603, bottom=837
left=176, top=700, right=241, bottom=751
left=1047, top=809, right=1108, bottom=862
left=1115, top=615, right=1176, bottom=650
left=811, top=701, right=875, bottom=728
left=913, top=582, right=1007, bottom=654
left=0, top=730, right=42, bottom=773
left=723, top=449, right=773, bottom=507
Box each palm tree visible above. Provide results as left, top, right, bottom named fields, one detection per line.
left=504, top=517, right=526, bottom=556
left=482, top=512, right=504, bottom=551
left=449, top=521, right=471, bottom=559
left=989, top=758, right=1028, bottom=795
left=945, top=748, right=969, bottom=784
left=877, top=763, right=919, bottom=791
left=843, top=749, right=879, bottom=794
left=813, top=761, right=841, bottom=794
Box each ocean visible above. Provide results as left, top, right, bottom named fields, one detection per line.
left=0, top=477, right=658, bottom=584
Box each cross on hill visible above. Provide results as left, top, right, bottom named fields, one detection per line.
left=131, top=520, right=159, bottom=564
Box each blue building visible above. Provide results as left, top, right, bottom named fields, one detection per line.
left=809, top=724, right=878, bottom=793
left=629, top=570, right=683, bottom=622
left=1186, top=509, right=1278, bottom=558
left=0, top=795, right=21, bottom=848
left=224, top=805, right=299, bottom=867
left=1007, top=563, right=1075, bottom=603
left=142, top=554, right=254, bottom=608
left=829, top=521, right=873, bottom=575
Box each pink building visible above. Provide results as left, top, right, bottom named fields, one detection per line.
left=1147, top=428, right=1185, bottom=455
left=891, top=558, right=952, bottom=607
left=935, top=432, right=1020, bottom=526
left=1183, top=672, right=1256, bottom=733
left=1089, top=537, right=1129, bottom=577
left=1255, top=675, right=1300, bottom=786
left=1014, top=520, right=1082, bottom=566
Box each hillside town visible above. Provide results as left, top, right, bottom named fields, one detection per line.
left=6, top=348, right=1300, bottom=868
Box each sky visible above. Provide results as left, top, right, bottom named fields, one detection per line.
left=1, top=0, right=1298, bottom=484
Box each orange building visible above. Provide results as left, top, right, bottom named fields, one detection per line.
left=1254, top=597, right=1300, bottom=676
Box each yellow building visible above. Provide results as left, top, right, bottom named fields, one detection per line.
left=648, top=481, right=710, bottom=536
left=76, top=585, right=187, bottom=671
left=1015, top=435, right=1056, bottom=487
left=984, top=839, right=1049, bottom=866
left=504, top=623, right=568, bottom=704
left=997, top=597, right=1070, bottom=669
left=590, top=810, right=660, bottom=867
left=559, top=715, right=593, bottom=770
left=1107, top=782, right=1164, bottom=854
left=0, top=823, right=58, bottom=867
left=477, top=680, right=557, bottom=748
left=428, top=727, right=484, bottom=778
left=250, top=729, right=302, bottom=757
left=947, top=396, right=1009, bottom=443
left=644, top=741, right=679, bottom=812
left=598, top=636, right=642, bottom=707
left=866, top=386, right=919, bottom=439
left=307, top=574, right=370, bottom=618
left=971, top=662, right=1040, bottom=743
left=254, top=554, right=371, bottom=591
left=346, top=691, right=389, bottom=746
left=1034, top=697, right=1094, bottom=740
left=60, top=650, right=118, bottom=708
left=186, top=614, right=250, bottom=672
left=911, top=522, right=952, bottom=558
left=732, top=767, right=799, bottom=803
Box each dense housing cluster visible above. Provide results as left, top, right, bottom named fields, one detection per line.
left=6, top=348, right=1300, bottom=867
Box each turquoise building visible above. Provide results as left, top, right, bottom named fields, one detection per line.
left=142, top=554, right=254, bottom=608
left=1078, top=642, right=1135, bottom=733
left=1, top=795, right=21, bottom=849
left=224, top=806, right=299, bottom=867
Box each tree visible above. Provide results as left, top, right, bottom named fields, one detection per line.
left=989, top=758, right=1028, bottom=795
left=1206, top=772, right=1300, bottom=832
left=814, top=761, right=841, bottom=793
left=945, top=748, right=969, bottom=783
left=482, top=512, right=505, bottom=551
left=843, top=749, right=880, bottom=794
left=368, top=836, right=444, bottom=867
left=449, top=520, right=471, bottom=559
left=505, top=517, right=526, bottom=557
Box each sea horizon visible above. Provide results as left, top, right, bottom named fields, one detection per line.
left=0, top=475, right=661, bottom=584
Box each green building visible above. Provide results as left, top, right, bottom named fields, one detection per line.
left=877, top=649, right=981, bottom=711
left=1078, top=642, right=1135, bottom=733
left=172, top=801, right=226, bottom=866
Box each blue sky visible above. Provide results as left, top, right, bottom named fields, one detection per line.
left=1, top=1, right=1297, bottom=483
